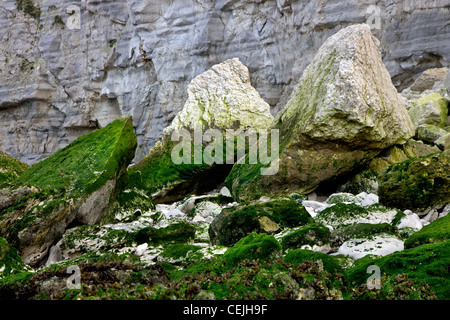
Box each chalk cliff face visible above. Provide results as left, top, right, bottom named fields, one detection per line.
left=1, top=0, right=449, bottom=163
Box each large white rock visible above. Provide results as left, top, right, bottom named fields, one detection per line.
left=338, top=234, right=404, bottom=260
left=164, top=58, right=273, bottom=134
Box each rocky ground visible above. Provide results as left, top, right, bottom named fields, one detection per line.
left=0, top=23, right=449, bottom=301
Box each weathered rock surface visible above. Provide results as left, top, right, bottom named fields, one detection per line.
left=378, top=150, right=450, bottom=211
left=0, top=116, right=137, bottom=266
left=409, top=67, right=449, bottom=93
left=128, top=58, right=273, bottom=203
left=1, top=0, right=449, bottom=164
left=407, top=93, right=448, bottom=129
left=227, top=24, right=415, bottom=200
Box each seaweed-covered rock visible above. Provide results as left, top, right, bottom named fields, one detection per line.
left=338, top=139, right=440, bottom=194
left=226, top=24, right=414, bottom=200
left=346, top=240, right=450, bottom=299
left=404, top=214, right=450, bottom=249
left=0, top=237, right=32, bottom=279
left=0, top=152, right=29, bottom=187
left=280, top=223, right=331, bottom=252
left=128, top=58, right=273, bottom=203
left=209, top=199, right=313, bottom=246
left=378, top=151, right=450, bottom=211
left=283, top=249, right=344, bottom=275
left=0, top=116, right=137, bottom=266
left=315, top=203, right=399, bottom=229
left=330, top=223, right=396, bottom=249
left=223, top=233, right=282, bottom=266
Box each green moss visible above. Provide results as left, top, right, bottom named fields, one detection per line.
left=0, top=152, right=29, bottom=187
left=59, top=225, right=137, bottom=254
left=283, top=249, right=344, bottom=274
left=391, top=210, right=406, bottom=227
left=405, top=214, right=450, bottom=249
left=0, top=271, right=33, bottom=300
left=159, top=244, right=202, bottom=263
left=281, top=223, right=331, bottom=249
left=134, top=222, right=196, bottom=245
left=16, top=0, right=41, bottom=20
left=109, top=188, right=155, bottom=223
left=127, top=139, right=210, bottom=197
left=15, top=116, right=137, bottom=199
left=209, top=199, right=313, bottom=246
left=378, top=151, right=450, bottom=210
left=52, top=15, right=64, bottom=27
left=315, top=203, right=369, bottom=228
left=0, top=237, right=32, bottom=279
left=223, top=233, right=282, bottom=266
left=332, top=223, right=397, bottom=245
left=346, top=240, right=450, bottom=300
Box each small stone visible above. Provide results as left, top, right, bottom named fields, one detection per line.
left=422, top=209, right=439, bottom=223
left=360, top=194, right=378, bottom=207
left=220, top=186, right=231, bottom=197
left=135, top=243, right=148, bottom=256
left=397, top=213, right=423, bottom=230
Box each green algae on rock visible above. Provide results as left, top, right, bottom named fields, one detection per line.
left=0, top=116, right=137, bottom=266
left=378, top=150, right=450, bottom=211
left=280, top=223, right=331, bottom=251
left=346, top=240, right=450, bottom=300
left=226, top=24, right=414, bottom=201
left=407, top=93, right=448, bottom=129
left=223, top=233, right=282, bottom=266
left=209, top=198, right=313, bottom=246
left=0, top=152, right=29, bottom=187
left=0, top=237, right=32, bottom=279
left=404, top=214, right=450, bottom=249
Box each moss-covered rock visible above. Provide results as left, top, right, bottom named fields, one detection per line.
left=416, top=124, right=449, bottom=146
left=0, top=152, right=29, bottom=187
left=315, top=203, right=398, bottom=229
left=283, top=249, right=344, bottom=274
left=209, top=199, right=313, bottom=246
left=404, top=214, right=450, bottom=249
left=157, top=244, right=203, bottom=264
left=338, top=139, right=440, bottom=194
left=0, top=116, right=137, bottom=266
left=330, top=223, right=397, bottom=248
left=111, top=189, right=155, bottom=223
left=0, top=237, right=32, bottom=279
left=407, top=93, right=448, bottom=129
left=280, top=223, right=331, bottom=251
left=378, top=151, right=450, bottom=211
left=346, top=240, right=450, bottom=300
left=223, top=233, right=282, bottom=266
left=135, top=222, right=197, bottom=245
